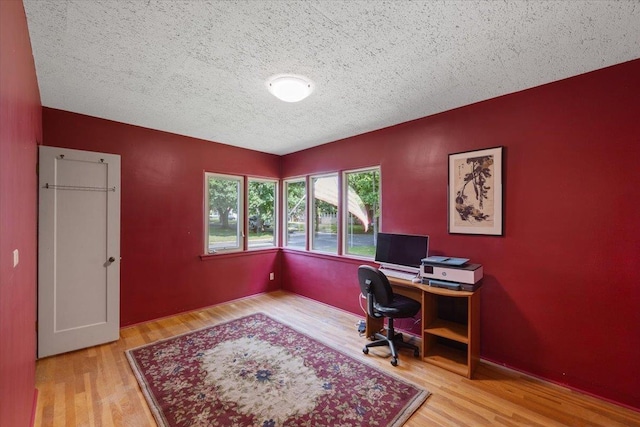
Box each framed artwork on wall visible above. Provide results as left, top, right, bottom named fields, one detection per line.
left=448, top=146, right=503, bottom=236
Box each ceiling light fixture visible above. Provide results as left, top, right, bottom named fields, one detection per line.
left=267, top=75, right=314, bottom=103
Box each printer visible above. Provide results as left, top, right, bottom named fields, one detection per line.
left=420, top=256, right=483, bottom=291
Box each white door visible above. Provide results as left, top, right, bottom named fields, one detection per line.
left=38, top=146, right=120, bottom=358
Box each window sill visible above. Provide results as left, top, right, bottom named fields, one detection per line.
left=200, top=247, right=279, bottom=261
left=200, top=247, right=372, bottom=264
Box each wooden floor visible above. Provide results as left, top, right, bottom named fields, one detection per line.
left=35, top=291, right=640, bottom=427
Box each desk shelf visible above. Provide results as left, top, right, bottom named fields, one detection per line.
left=421, top=287, right=481, bottom=379
left=424, top=319, right=468, bottom=343
left=423, top=343, right=469, bottom=377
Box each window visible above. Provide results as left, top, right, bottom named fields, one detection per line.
left=343, top=167, right=380, bottom=257
left=248, top=178, right=277, bottom=249
left=205, top=173, right=244, bottom=253
left=284, top=179, right=306, bottom=249
left=204, top=168, right=380, bottom=256
left=310, top=174, right=338, bottom=253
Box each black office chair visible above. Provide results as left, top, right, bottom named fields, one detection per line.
left=358, top=265, right=421, bottom=366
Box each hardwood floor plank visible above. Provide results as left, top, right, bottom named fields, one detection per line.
left=34, top=291, right=640, bottom=427
left=53, top=382, right=66, bottom=425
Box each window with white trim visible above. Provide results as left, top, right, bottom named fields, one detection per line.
left=247, top=178, right=277, bottom=249
left=205, top=173, right=244, bottom=253
left=343, top=167, right=380, bottom=258
left=310, top=174, right=338, bottom=253
left=284, top=178, right=306, bottom=249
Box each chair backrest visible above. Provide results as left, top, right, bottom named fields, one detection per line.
left=358, top=265, right=394, bottom=308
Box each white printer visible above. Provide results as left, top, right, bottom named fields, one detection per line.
left=420, top=256, right=483, bottom=291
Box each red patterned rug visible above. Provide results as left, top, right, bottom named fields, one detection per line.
left=126, top=313, right=429, bottom=427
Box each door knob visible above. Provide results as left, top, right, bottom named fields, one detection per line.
left=108, top=257, right=115, bottom=263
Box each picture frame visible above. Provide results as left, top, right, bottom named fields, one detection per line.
left=448, top=146, right=503, bottom=236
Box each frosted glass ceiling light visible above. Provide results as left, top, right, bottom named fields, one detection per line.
left=267, top=75, right=314, bottom=102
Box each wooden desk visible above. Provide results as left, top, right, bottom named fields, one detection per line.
left=365, top=277, right=481, bottom=378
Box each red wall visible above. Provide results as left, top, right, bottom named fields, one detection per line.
left=281, top=60, right=640, bottom=409
left=43, top=109, right=282, bottom=326
left=0, top=1, right=42, bottom=426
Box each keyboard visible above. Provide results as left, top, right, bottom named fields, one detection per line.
left=379, top=268, right=418, bottom=281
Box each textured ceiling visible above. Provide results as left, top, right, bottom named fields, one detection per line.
left=23, top=0, right=640, bottom=155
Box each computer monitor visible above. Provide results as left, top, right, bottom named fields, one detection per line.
left=374, top=232, right=429, bottom=273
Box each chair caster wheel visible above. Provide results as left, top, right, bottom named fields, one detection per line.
left=363, top=347, right=369, bottom=354
left=391, top=358, right=398, bottom=366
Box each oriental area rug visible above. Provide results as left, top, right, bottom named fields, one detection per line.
left=126, top=313, right=429, bottom=427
